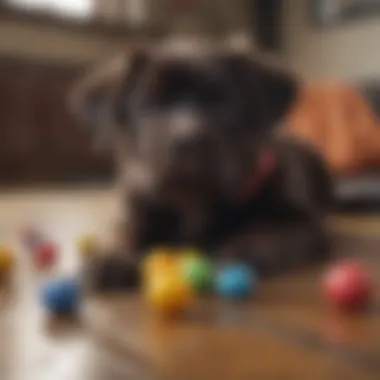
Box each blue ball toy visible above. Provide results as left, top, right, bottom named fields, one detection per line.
left=40, top=277, right=81, bottom=315
left=216, top=263, right=257, bottom=300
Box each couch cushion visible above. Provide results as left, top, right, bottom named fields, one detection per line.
left=286, top=83, right=380, bottom=176
left=336, top=175, right=380, bottom=200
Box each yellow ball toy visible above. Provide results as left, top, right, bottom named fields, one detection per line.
left=76, top=235, right=98, bottom=257
left=145, top=271, right=194, bottom=316
left=0, top=246, right=15, bottom=281
left=141, top=247, right=179, bottom=280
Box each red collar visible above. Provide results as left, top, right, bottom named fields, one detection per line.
left=237, top=149, right=277, bottom=203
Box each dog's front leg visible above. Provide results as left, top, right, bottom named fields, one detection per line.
left=84, top=192, right=180, bottom=292
left=216, top=220, right=329, bottom=277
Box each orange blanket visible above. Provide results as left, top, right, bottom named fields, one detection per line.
left=286, top=83, right=380, bottom=176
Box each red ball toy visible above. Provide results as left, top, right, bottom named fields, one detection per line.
left=34, top=241, right=58, bottom=269
left=323, top=260, right=373, bottom=312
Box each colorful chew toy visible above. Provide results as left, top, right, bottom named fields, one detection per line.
left=144, top=271, right=194, bottom=316
left=216, top=263, right=257, bottom=300
left=141, top=247, right=179, bottom=281
left=0, top=246, right=15, bottom=282
left=323, top=260, right=372, bottom=312
left=180, top=254, right=214, bottom=292
left=40, top=277, right=81, bottom=316
left=34, top=241, right=58, bottom=270
left=76, top=234, right=99, bottom=258
left=142, top=248, right=194, bottom=315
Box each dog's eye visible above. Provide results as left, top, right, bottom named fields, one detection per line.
left=143, top=83, right=181, bottom=109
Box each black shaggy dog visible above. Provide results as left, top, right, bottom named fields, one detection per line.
left=70, top=35, right=332, bottom=291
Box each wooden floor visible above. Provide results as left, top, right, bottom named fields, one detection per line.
left=1, top=189, right=380, bottom=380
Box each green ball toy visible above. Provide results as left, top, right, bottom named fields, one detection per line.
left=181, top=255, right=213, bottom=292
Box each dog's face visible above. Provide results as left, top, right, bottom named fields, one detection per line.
left=70, top=36, right=297, bottom=201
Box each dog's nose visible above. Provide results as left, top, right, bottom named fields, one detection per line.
left=170, top=135, right=210, bottom=158
left=169, top=109, right=206, bottom=156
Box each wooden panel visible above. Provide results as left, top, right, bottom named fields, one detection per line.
left=85, top=295, right=378, bottom=380
left=254, top=0, right=283, bottom=51
left=0, top=57, right=114, bottom=185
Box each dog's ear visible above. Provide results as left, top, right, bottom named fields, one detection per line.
left=68, top=48, right=150, bottom=132
left=221, top=43, right=298, bottom=128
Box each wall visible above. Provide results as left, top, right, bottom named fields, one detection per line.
left=0, top=20, right=127, bottom=64
left=0, top=0, right=251, bottom=65
left=283, top=0, right=380, bottom=80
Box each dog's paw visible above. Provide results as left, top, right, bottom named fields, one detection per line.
left=83, top=253, right=141, bottom=293
left=221, top=224, right=332, bottom=277
left=253, top=228, right=331, bottom=276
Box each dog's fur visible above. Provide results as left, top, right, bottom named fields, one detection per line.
left=69, top=35, right=333, bottom=291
